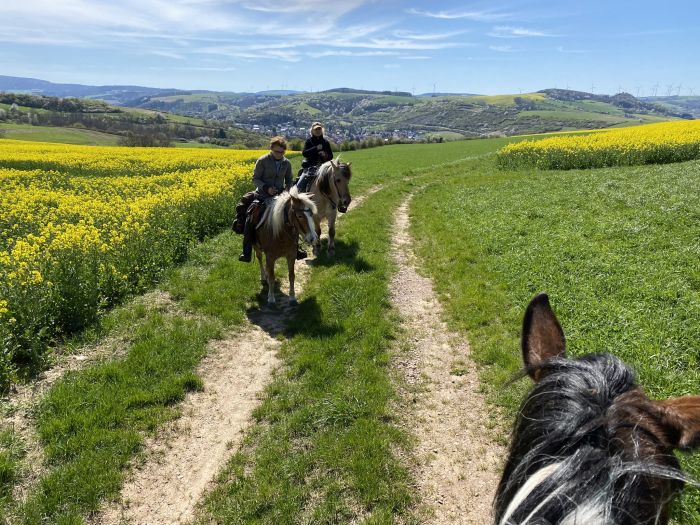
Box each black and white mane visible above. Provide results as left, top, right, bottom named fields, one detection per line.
left=495, top=294, right=700, bottom=525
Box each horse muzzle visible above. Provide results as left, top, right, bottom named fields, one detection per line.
left=338, top=205, right=348, bottom=214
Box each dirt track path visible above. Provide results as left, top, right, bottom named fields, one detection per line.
left=97, top=322, right=282, bottom=525
left=391, top=196, right=505, bottom=524
left=96, top=190, right=376, bottom=525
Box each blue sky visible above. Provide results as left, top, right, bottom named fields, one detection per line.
left=1, top=0, right=698, bottom=96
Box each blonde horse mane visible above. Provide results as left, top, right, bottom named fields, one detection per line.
left=269, top=187, right=316, bottom=238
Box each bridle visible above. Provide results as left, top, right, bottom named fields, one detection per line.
left=317, top=164, right=349, bottom=212
left=285, top=200, right=314, bottom=241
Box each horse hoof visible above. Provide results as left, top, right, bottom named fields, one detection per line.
left=289, top=297, right=298, bottom=306
left=327, top=249, right=335, bottom=258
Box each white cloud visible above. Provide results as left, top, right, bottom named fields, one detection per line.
left=149, top=50, right=187, bottom=60
left=392, top=29, right=468, bottom=40
left=490, top=45, right=514, bottom=52
left=332, top=38, right=465, bottom=50
left=406, top=8, right=509, bottom=21
left=0, top=30, right=90, bottom=46
left=241, top=0, right=367, bottom=15
left=488, top=26, right=556, bottom=38
left=308, top=50, right=399, bottom=58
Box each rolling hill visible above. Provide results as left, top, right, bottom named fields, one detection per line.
left=127, top=87, right=688, bottom=140
left=0, top=91, right=268, bottom=147
left=1, top=76, right=695, bottom=143
left=642, top=95, right=700, bottom=117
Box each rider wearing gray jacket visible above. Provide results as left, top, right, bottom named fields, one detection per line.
left=253, top=144, right=293, bottom=197
left=239, top=136, right=306, bottom=262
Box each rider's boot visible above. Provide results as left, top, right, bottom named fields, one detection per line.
left=239, top=218, right=254, bottom=262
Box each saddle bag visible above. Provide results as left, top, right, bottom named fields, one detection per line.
left=232, top=191, right=258, bottom=234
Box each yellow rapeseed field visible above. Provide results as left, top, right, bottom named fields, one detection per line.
left=0, top=139, right=267, bottom=387
left=497, top=120, right=700, bottom=170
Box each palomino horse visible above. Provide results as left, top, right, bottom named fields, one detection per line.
left=307, top=159, right=352, bottom=257
left=496, top=294, right=700, bottom=525
left=253, top=188, right=317, bottom=305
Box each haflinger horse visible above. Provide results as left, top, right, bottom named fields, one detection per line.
left=306, top=159, right=352, bottom=257
left=495, top=293, right=700, bottom=525
left=254, top=187, right=317, bottom=306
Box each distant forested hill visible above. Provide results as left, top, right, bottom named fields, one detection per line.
left=0, top=91, right=267, bottom=147
left=1, top=76, right=693, bottom=141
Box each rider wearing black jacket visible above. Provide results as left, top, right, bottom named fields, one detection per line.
left=298, top=122, right=333, bottom=192
left=302, top=122, right=333, bottom=168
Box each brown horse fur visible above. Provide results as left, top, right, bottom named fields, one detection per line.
left=495, top=293, right=700, bottom=525
left=307, top=159, right=352, bottom=257
left=253, top=188, right=317, bottom=305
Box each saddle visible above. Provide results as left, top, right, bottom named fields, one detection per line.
left=295, top=165, right=319, bottom=193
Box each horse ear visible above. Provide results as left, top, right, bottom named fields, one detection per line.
left=653, top=396, right=700, bottom=450
left=346, top=162, right=352, bottom=167
left=522, top=293, right=566, bottom=381
left=331, top=159, right=338, bottom=169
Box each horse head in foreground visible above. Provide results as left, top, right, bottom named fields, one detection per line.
left=307, top=159, right=352, bottom=257
left=254, top=188, right=317, bottom=305
left=495, top=293, right=700, bottom=525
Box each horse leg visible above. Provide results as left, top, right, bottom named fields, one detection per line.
left=312, top=216, right=322, bottom=256
left=266, top=256, right=276, bottom=305
left=287, top=254, right=297, bottom=305
left=327, top=212, right=337, bottom=257
left=255, top=246, right=266, bottom=284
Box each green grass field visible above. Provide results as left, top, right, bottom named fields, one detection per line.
left=2, top=136, right=700, bottom=523
left=0, top=123, right=121, bottom=145
left=409, top=152, right=700, bottom=524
